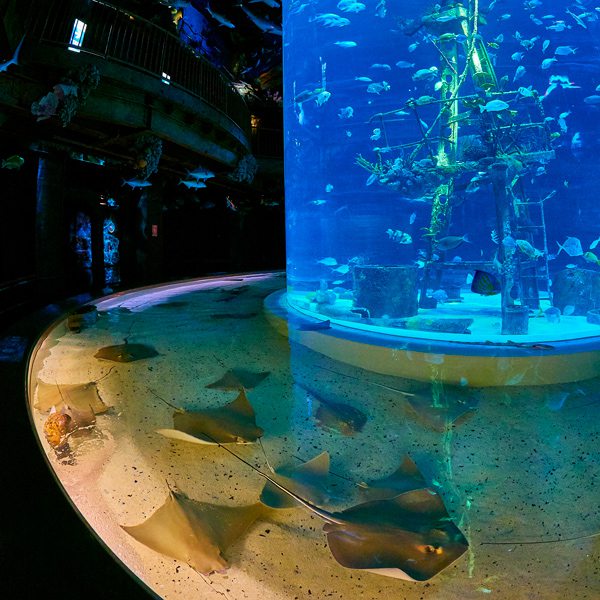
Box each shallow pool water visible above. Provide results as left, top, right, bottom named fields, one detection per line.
left=28, top=273, right=600, bottom=599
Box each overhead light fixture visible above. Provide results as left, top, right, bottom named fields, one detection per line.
left=161, top=72, right=171, bottom=85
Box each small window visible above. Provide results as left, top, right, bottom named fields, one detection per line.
left=68, top=19, right=87, bottom=52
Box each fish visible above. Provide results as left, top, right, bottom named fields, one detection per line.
left=395, top=61, right=415, bottom=69
left=367, top=81, right=390, bottom=94
left=332, top=264, right=350, bottom=275
left=470, top=270, right=501, bottom=296
left=370, top=63, right=391, bottom=70
left=301, top=385, right=367, bottom=436
left=209, top=441, right=468, bottom=581
left=1, top=154, right=24, bottom=169
left=479, top=99, right=509, bottom=112
left=0, top=35, right=24, bottom=73
left=518, top=86, right=534, bottom=98
left=583, top=96, right=600, bottom=105
left=337, top=1, right=365, bottom=13
left=409, top=212, right=416, bottom=225
left=516, top=239, right=544, bottom=259
left=563, top=305, right=575, bottom=316
left=310, top=13, right=350, bottom=27
left=250, top=0, right=280, bottom=7
left=435, top=234, right=470, bottom=252
left=122, top=486, right=266, bottom=575
left=370, top=128, right=381, bottom=141
left=186, top=166, right=214, bottom=180
left=374, top=0, right=386, bottom=18
left=206, top=4, right=235, bottom=28
left=386, top=229, right=412, bottom=244
left=317, top=257, right=338, bottom=266
left=513, top=66, right=526, bottom=82
left=179, top=179, right=207, bottom=189
left=95, top=342, right=158, bottom=363
left=554, top=46, right=577, bottom=55
left=541, top=58, right=558, bottom=69
left=412, top=67, right=438, bottom=81
left=325, top=184, right=334, bottom=192
left=122, top=178, right=152, bottom=189
left=155, top=388, right=264, bottom=445
left=239, top=4, right=282, bottom=34
left=590, top=236, right=600, bottom=250
left=334, top=41, right=357, bottom=47
left=556, top=236, right=583, bottom=257
left=583, top=251, right=600, bottom=266
left=338, top=106, right=354, bottom=119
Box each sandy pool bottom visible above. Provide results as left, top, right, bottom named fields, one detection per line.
left=28, top=273, right=600, bottom=600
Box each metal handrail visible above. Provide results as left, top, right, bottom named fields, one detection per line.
left=251, top=126, right=283, bottom=158
left=25, top=0, right=250, bottom=137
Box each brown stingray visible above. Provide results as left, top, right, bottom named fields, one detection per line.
left=122, top=488, right=266, bottom=574
left=206, top=368, right=270, bottom=390
left=322, top=489, right=468, bottom=581
left=94, top=343, right=158, bottom=363
left=35, top=380, right=108, bottom=416
left=358, top=456, right=428, bottom=502
left=214, top=443, right=469, bottom=581
left=404, top=387, right=478, bottom=432
left=319, top=402, right=366, bottom=437
left=300, top=385, right=367, bottom=436
left=259, top=451, right=332, bottom=509
left=215, top=285, right=251, bottom=302
left=156, top=389, right=264, bottom=445
left=154, top=301, right=188, bottom=309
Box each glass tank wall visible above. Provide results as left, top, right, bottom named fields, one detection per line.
left=284, top=0, right=600, bottom=341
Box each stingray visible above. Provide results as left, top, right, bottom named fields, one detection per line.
left=35, top=380, right=109, bottom=416
left=155, top=388, right=264, bottom=445
left=94, top=342, right=158, bottom=363
left=358, top=456, right=428, bottom=502
left=215, top=442, right=468, bottom=581
left=301, top=385, right=367, bottom=436
left=404, top=387, right=479, bottom=432
left=153, top=301, right=189, bottom=309
left=206, top=368, right=270, bottom=390
left=297, top=319, right=331, bottom=331
left=215, top=285, right=251, bottom=302
left=259, top=451, right=332, bottom=509
left=122, top=486, right=266, bottom=574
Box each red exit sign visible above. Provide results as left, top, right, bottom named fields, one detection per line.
left=151, top=224, right=158, bottom=237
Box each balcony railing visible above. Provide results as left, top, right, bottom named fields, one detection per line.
left=26, top=0, right=250, bottom=137
left=251, top=127, right=283, bottom=159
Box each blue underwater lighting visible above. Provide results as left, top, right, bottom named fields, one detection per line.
left=68, top=19, right=87, bottom=52
left=103, top=217, right=120, bottom=286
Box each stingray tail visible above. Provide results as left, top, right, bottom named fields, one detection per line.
left=206, top=433, right=342, bottom=524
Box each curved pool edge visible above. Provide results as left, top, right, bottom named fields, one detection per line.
left=24, top=272, right=284, bottom=600
left=264, top=290, right=600, bottom=386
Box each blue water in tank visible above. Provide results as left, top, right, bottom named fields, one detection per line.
left=283, top=0, right=600, bottom=340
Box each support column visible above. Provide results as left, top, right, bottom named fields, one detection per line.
left=35, top=153, right=66, bottom=299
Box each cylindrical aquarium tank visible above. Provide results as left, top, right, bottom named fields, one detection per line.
left=282, top=0, right=600, bottom=386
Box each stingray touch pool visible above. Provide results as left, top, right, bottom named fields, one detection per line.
left=27, top=273, right=600, bottom=599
